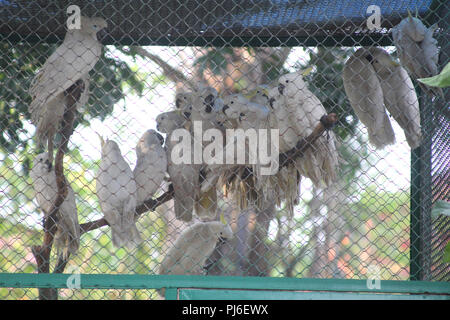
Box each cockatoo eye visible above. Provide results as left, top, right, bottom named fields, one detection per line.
left=230, top=101, right=234, bottom=104
left=93, top=25, right=98, bottom=29
left=39, top=158, right=43, bottom=162
left=285, top=80, right=289, bottom=83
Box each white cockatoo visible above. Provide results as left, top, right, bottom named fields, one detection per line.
left=29, top=16, right=107, bottom=164
left=343, top=48, right=396, bottom=149
left=96, top=137, right=142, bottom=248
left=221, top=90, right=301, bottom=212
left=133, top=129, right=167, bottom=204
left=369, top=47, right=422, bottom=149
left=222, top=93, right=270, bottom=125
left=189, top=87, right=228, bottom=219
left=156, top=110, right=189, bottom=134
left=156, top=110, right=196, bottom=222
left=159, top=219, right=233, bottom=275
left=175, top=91, right=193, bottom=112
left=392, top=11, right=443, bottom=98
left=246, top=85, right=271, bottom=106
left=30, top=152, right=80, bottom=258
left=197, top=93, right=269, bottom=194
left=276, top=70, right=339, bottom=187
left=190, top=86, right=224, bottom=130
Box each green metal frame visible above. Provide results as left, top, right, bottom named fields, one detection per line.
left=0, top=273, right=449, bottom=300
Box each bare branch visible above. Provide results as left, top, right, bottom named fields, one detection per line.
left=79, top=184, right=175, bottom=235
left=132, top=46, right=196, bottom=89
left=31, top=79, right=84, bottom=300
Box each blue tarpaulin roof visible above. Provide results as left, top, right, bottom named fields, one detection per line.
left=0, top=0, right=443, bottom=46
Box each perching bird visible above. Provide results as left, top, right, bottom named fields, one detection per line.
left=221, top=90, right=301, bottom=213
left=392, top=11, right=443, bottom=98
left=369, top=47, right=422, bottom=149
left=276, top=71, right=339, bottom=187
left=96, top=137, right=142, bottom=248
left=343, top=48, right=396, bottom=149
left=156, top=110, right=196, bottom=222
left=156, top=110, right=190, bottom=134
left=133, top=129, right=167, bottom=204
left=222, top=93, right=270, bottom=125
left=189, top=87, right=228, bottom=220
left=175, top=91, right=194, bottom=112
left=30, top=152, right=80, bottom=258
left=246, top=85, right=271, bottom=106
left=159, top=219, right=233, bottom=275
left=29, top=16, right=107, bottom=165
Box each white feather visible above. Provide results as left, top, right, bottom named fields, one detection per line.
left=30, top=152, right=80, bottom=258
left=96, top=139, right=142, bottom=248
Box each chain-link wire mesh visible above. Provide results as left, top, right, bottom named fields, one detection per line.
left=0, top=0, right=448, bottom=300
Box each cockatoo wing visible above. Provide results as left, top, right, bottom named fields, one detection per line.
left=134, top=143, right=168, bottom=204
left=343, top=50, right=395, bottom=149
left=29, top=33, right=101, bottom=111
left=392, top=18, right=443, bottom=98
left=30, top=153, right=80, bottom=257
left=378, top=65, right=422, bottom=149
left=96, top=143, right=141, bottom=248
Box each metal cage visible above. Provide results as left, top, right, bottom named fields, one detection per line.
left=0, top=0, right=448, bottom=300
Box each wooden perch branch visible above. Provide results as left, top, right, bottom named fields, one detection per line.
left=132, top=46, right=197, bottom=90
left=279, top=113, right=338, bottom=168
left=31, top=80, right=84, bottom=300
left=79, top=185, right=175, bottom=234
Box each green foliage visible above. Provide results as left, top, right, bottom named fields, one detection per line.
left=418, top=62, right=450, bottom=88
left=432, top=200, right=450, bottom=218
left=444, top=242, right=450, bottom=264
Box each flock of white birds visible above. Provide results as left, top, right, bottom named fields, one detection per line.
left=27, top=12, right=442, bottom=274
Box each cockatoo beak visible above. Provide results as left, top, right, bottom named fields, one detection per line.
left=301, top=66, right=313, bottom=76
left=407, top=9, right=413, bottom=21
left=278, top=83, right=285, bottom=95
left=390, top=60, right=401, bottom=67
left=45, top=158, right=52, bottom=172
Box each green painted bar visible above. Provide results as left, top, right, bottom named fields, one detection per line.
left=0, top=273, right=449, bottom=295
left=165, top=288, right=178, bottom=300
left=179, top=289, right=450, bottom=300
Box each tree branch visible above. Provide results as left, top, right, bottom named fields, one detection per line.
left=279, top=113, right=338, bottom=168
left=79, top=184, right=175, bottom=235
left=31, top=79, right=83, bottom=300
left=132, top=46, right=197, bottom=89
